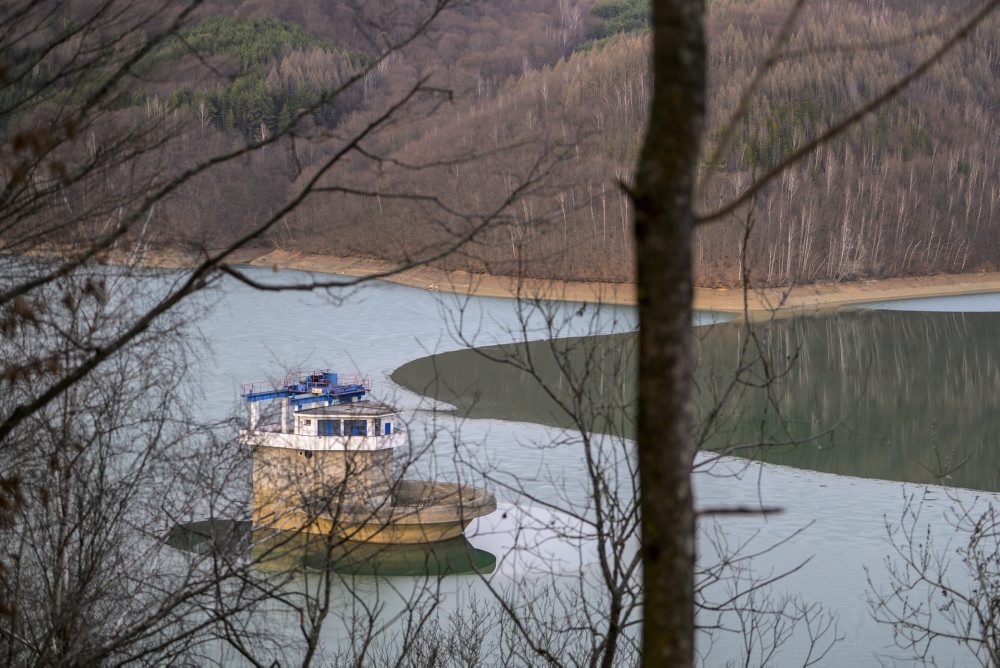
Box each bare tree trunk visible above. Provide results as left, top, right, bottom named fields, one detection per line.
left=633, top=0, right=706, bottom=664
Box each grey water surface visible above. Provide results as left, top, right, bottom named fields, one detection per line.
left=190, top=268, right=1000, bottom=665
left=392, top=308, right=1000, bottom=492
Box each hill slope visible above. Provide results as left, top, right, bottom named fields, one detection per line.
left=8, top=0, right=999, bottom=287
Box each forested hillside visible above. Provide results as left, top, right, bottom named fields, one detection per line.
left=9, top=0, right=1000, bottom=287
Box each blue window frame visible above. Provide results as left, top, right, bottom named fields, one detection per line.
left=318, top=420, right=341, bottom=436
left=344, top=419, right=367, bottom=436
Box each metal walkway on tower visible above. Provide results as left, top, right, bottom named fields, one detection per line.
left=241, top=370, right=369, bottom=409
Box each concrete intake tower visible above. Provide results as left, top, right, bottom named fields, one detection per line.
left=240, top=370, right=496, bottom=544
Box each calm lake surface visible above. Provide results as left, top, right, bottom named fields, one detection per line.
left=392, top=309, right=1000, bottom=492
left=192, top=267, right=1000, bottom=665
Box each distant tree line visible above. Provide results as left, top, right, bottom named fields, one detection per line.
left=149, top=16, right=366, bottom=139
left=585, top=0, right=650, bottom=41
left=300, top=0, right=997, bottom=287
left=15, top=0, right=996, bottom=289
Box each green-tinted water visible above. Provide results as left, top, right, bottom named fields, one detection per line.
left=392, top=309, right=1000, bottom=492
left=167, top=519, right=497, bottom=576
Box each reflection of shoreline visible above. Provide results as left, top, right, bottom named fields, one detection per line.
left=394, top=310, right=1000, bottom=493
left=165, top=519, right=497, bottom=577
left=15, top=246, right=1000, bottom=312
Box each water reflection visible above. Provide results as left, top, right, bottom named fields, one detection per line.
left=166, top=519, right=497, bottom=577
left=392, top=310, right=1000, bottom=492
left=860, top=292, right=1000, bottom=312
left=391, top=333, right=637, bottom=438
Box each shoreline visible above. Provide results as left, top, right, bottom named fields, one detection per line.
left=35, top=246, right=1000, bottom=313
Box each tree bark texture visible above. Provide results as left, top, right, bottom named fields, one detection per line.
left=633, top=1, right=706, bottom=665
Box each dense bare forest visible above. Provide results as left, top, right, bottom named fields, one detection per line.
left=8, top=0, right=999, bottom=286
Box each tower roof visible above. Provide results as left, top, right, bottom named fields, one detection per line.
left=295, top=400, right=400, bottom=418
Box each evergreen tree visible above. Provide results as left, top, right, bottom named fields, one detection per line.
left=276, top=101, right=292, bottom=133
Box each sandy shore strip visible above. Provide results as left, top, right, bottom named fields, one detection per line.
left=694, top=272, right=1000, bottom=314
left=22, top=245, right=1000, bottom=314
left=226, top=249, right=1000, bottom=314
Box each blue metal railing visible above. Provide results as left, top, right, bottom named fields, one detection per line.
left=241, top=370, right=370, bottom=406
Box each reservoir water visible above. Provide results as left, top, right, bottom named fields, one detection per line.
left=393, top=308, right=1000, bottom=492
left=189, top=267, right=1000, bottom=665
